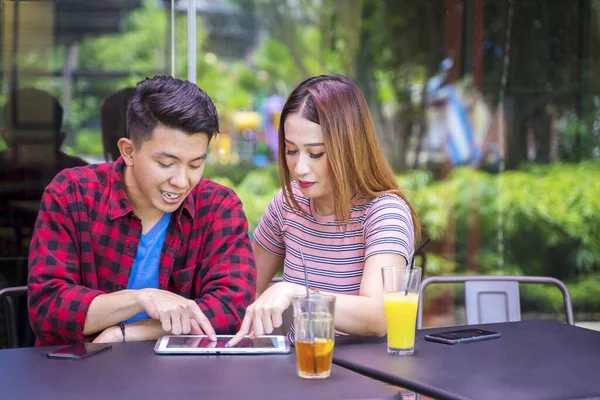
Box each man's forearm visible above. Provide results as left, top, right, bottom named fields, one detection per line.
left=83, top=290, right=144, bottom=336
left=125, top=319, right=169, bottom=341
left=93, top=319, right=168, bottom=343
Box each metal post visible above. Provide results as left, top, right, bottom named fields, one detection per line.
left=187, top=0, right=197, bottom=83
left=576, top=0, right=590, bottom=160
left=170, top=0, right=176, bottom=76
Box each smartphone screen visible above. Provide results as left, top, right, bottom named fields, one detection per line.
left=47, top=342, right=112, bottom=359
left=425, top=328, right=501, bottom=344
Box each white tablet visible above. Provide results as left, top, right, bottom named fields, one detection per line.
left=154, top=335, right=290, bottom=355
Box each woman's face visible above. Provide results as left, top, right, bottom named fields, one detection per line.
left=283, top=113, right=334, bottom=213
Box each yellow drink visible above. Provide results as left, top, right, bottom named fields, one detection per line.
left=384, top=292, right=419, bottom=353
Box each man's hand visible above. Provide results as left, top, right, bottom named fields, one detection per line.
left=137, top=288, right=216, bottom=340
left=93, top=319, right=206, bottom=343
left=227, top=282, right=303, bottom=347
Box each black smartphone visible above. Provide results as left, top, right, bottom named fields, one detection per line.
left=47, top=342, right=112, bottom=359
left=424, top=328, right=501, bottom=345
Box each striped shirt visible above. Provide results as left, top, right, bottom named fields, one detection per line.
left=254, top=184, right=414, bottom=295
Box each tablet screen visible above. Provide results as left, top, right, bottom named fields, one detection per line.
left=166, top=336, right=277, bottom=349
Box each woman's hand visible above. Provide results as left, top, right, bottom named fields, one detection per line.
left=226, top=282, right=304, bottom=347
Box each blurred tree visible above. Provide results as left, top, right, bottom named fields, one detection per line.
left=482, top=0, right=600, bottom=168
left=239, top=0, right=444, bottom=170
left=365, top=0, right=444, bottom=170
left=246, top=0, right=351, bottom=95
left=10, top=1, right=260, bottom=154
left=246, top=0, right=600, bottom=169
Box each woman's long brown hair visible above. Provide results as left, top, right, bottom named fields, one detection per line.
left=278, top=74, right=421, bottom=241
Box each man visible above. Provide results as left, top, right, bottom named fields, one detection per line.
left=0, top=88, right=88, bottom=170
left=28, top=76, right=257, bottom=346
left=0, top=89, right=88, bottom=256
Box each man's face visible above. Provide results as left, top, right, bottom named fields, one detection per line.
left=126, top=124, right=209, bottom=217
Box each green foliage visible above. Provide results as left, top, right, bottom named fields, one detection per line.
left=74, top=129, right=103, bottom=156
left=252, top=26, right=349, bottom=95
left=396, top=169, right=434, bottom=191
left=254, top=39, right=303, bottom=94
left=210, top=160, right=599, bottom=314
left=237, top=188, right=277, bottom=233
left=520, top=273, right=600, bottom=314
left=205, top=164, right=282, bottom=234
left=520, top=283, right=568, bottom=313
left=568, top=273, right=600, bottom=314
left=204, top=163, right=279, bottom=186
left=204, top=164, right=254, bottom=186
left=230, top=168, right=280, bottom=232
left=410, top=162, right=600, bottom=280
left=218, top=161, right=600, bottom=282
left=420, top=253, right=456, bottom=276
left=501, top=163, right=600, bottom=278
left=238, top=170, right=279, bottom=197
left=409, top=178, right=459, bottom=241
left=254, top=141, right=271, bottom=157
left=78, top=2, right=174, bottom=73
left=558, top=117, right=599, bottom=162
left=196, top=60, right=257, bottom=113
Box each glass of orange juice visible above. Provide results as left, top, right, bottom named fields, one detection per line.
left=292, top=294, right=336, bottom=379
left=381, top=267, right=422, bottom=355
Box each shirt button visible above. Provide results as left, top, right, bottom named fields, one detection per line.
left=116, top=284, right=124, bottom=290
left=128, top=242, right=135, bottom=249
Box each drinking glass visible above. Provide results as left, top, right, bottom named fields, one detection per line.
left=292, top=294, right=336, bottom=379
left=381, top=267, right=422, bottom=355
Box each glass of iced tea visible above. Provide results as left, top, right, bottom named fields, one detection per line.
left=292, top=294, right=336, bottom=379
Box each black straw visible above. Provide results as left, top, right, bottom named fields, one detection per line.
left=405, top=238, right=431, bottom=295
left=299, top=247, right=317, bottom=374
left=410, top=238, right=431, bottom=269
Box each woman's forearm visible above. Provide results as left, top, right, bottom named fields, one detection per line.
left=327, top=292, right=387, bottom=337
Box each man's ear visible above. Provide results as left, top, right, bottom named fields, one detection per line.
left=118, top=138, right=135, bottom=166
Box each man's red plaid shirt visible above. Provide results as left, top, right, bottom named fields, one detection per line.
left=28, top=158, right=256, bottom=346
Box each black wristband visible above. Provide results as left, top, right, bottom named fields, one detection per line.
left=119, top=323, right=125, bottom=342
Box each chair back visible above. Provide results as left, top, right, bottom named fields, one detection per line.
left=417, top=275, right=574, bottom=329
left=465, top=280, right=521, bottom=324
left=0, top=285, right=28, bottom=348
left=0, top=257, right=31, bottom=347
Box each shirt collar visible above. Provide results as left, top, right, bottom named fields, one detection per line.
left=108, top=157, right=196, bottom=221
left=180, top=187, right=196, bottom=220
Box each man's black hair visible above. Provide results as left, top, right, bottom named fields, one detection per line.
left=126, top=76, right=219, bottom=146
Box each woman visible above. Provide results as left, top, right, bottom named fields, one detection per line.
left=228, top=74, right=420, bottom=346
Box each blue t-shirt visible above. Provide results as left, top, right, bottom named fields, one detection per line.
left=123, top=212, right=171, bottom=324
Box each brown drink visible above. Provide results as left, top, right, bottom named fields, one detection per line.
left=295, top=338, right=334, bottom=377
left=292, top=295, right=336, bottom=379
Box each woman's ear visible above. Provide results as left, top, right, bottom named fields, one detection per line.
left=117, top=138, right=135, bottom=166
